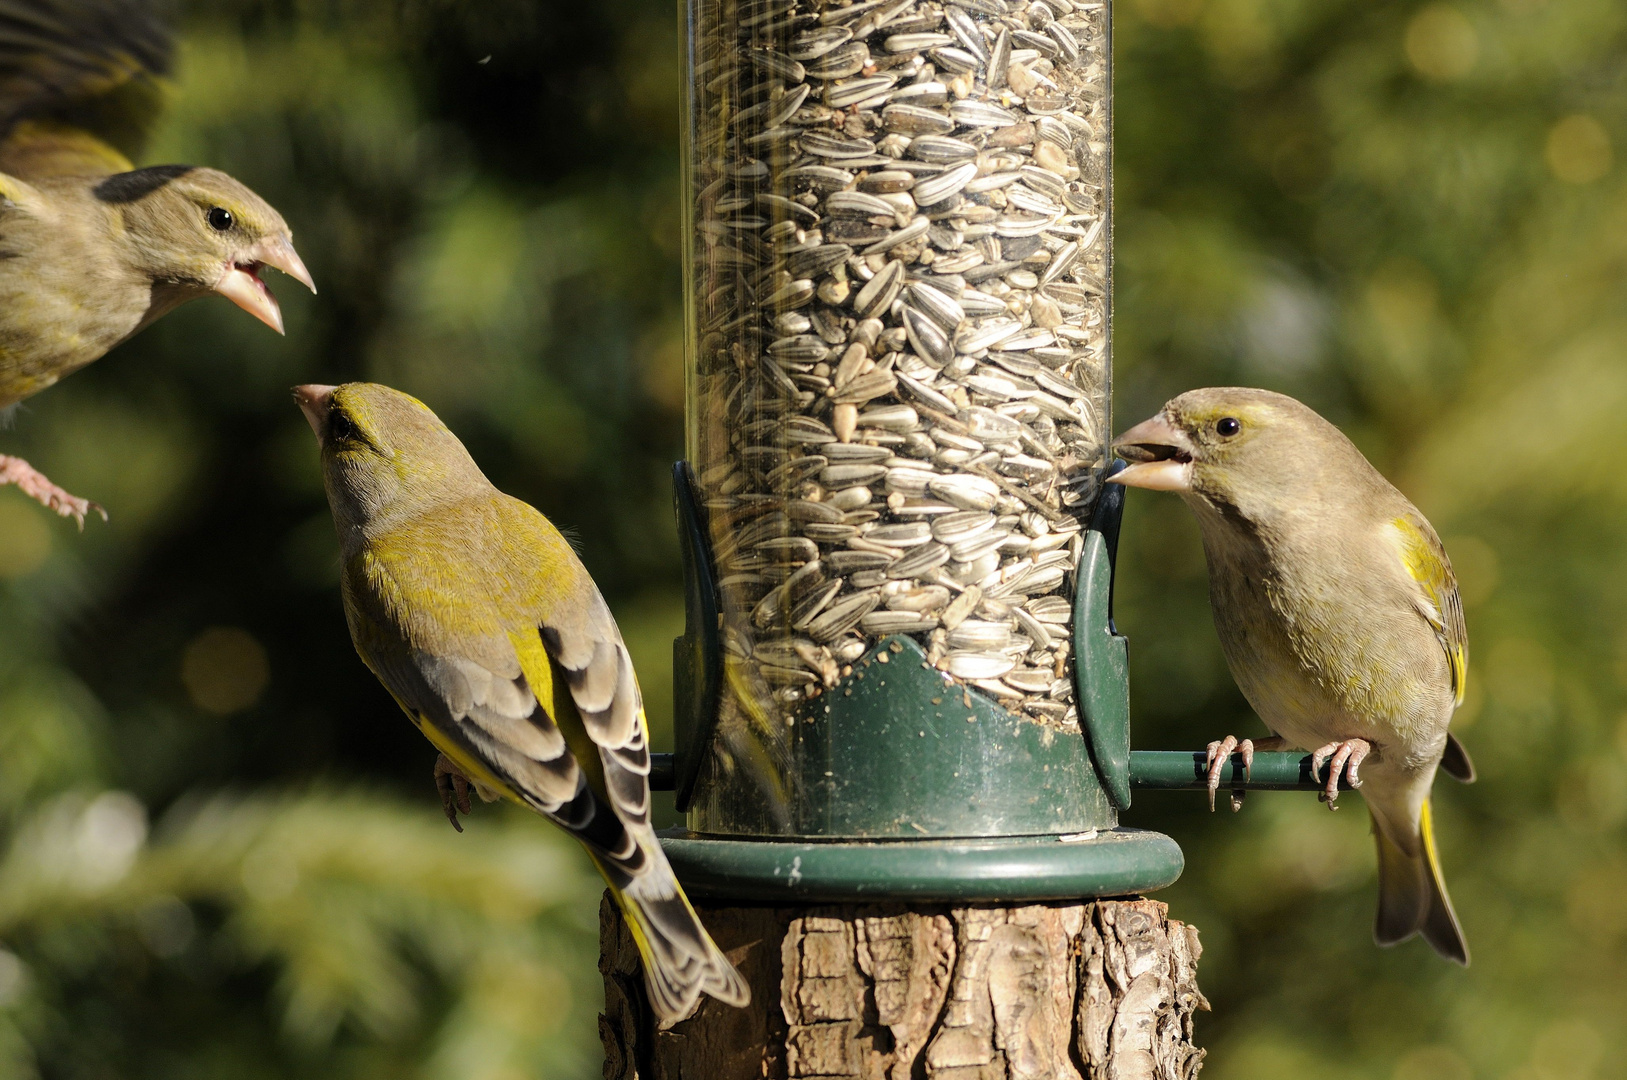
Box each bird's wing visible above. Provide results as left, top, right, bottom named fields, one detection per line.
left=0, top=0, right=173, bottom=177
left=1388, top=513, right=1468, bottom=708
left=523, top=514, right=652, bottom=830
left=344, top=504, right=651, bottom=873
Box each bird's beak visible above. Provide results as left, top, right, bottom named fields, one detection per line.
left=1109, top=412, right=1195, bottom=492
left=293, top=384, right=337, bottom=440
left=214, top=236, right=317, bottom=336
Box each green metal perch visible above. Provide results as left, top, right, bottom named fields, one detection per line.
left=647, top=750, right=1354, bottom=795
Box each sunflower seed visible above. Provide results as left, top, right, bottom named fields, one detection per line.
left=882, top=103, right=957, bottom=135
left=928, top=473, right=1001, bottom=510
left=912, top=161, right=981, bottom=205
left=808, top=590, right=882, bottom=640
left=887, top=584, right=952, bottom=612
left=867, top=521, right=934, bottom=546
left=690, top=0, right=1107, bottom=724
left=887, top=541, right=953, bottom=577
left=861, top=611, right=941, bottom=633
left=805, top=41, right=872, bottom=79
left=827, top=73, right=900, bottom=107
left=1003, top=667, right=1055, bottom=693
left=790, top=26, right=855, bottom=59
left=944, top=651, right=1016, bottom=679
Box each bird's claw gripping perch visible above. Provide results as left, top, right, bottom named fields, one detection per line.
left=0, top=455, right=105, bottom=528
left=1309, top=738, right=1370, bottom=808
left=1204, top=735, right=1288, bottom=812
left=434, top=753, right=474, bottom=832
left=1204, top=736, right=1251, bottom=813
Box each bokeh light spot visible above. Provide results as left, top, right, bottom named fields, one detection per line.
left=1529, top=1020, right=1603, bottom=1080
left=1546, top=115, right=1612, bottom=184
left=0, top=950, right=26, bottom=1007
left=181, top=627, right=271, bottom=715
left=1405, top=5, right=1479, bottom=81
left=0, top=496, right=53, bottom=579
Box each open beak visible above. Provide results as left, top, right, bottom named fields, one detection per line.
left=214, top=236, right=317, bottom=336
left=293, top=384, right=337, bottom=440
left=1109, top=412, right=1195, bottom=492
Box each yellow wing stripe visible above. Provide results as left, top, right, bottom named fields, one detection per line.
left=1391, top=516, right=1468, bottom=707
left=509, top=626, right=609, bottom=804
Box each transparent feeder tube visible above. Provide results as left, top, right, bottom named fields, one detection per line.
left=684, top=0, right=1111, bottom=733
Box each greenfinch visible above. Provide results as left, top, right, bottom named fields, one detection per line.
left=1111, top=387, right=1473, bottom=965
left=295, top=381, right=749, bottom=1022
left=1, top=0, right=314, bottom=523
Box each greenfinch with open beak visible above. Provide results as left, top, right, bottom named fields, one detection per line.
left=295, top=381, right=749, bottom=1022
left=0, top=0, right=315, bottom=523
left=1112, top=387, right=1474, bottom=965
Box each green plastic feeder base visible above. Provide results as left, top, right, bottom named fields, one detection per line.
left=657, top=827, right=1184, bottom=903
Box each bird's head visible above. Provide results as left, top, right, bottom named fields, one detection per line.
left=98, top=165, right=316, bottom=333
left=294, top=382, right=486, bottom=540
left=1110, top=387, right=1351, bottom=522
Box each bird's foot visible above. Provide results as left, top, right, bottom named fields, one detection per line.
left=1204, top=735, right=1289, bottom=812
left=1309, top=738, right=1370, bottom=808
left=0, top=455, right=105, bottom=528
left=434, top=753, right=474, bottom=832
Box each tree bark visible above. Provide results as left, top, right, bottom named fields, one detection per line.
left=600, top=895, right=1208, bottom=1080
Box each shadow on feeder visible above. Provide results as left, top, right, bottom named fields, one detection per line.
left=650, top=459, right=1350, bottom=904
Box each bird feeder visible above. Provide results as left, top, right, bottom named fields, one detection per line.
left=651, top=0, right=1342, bottom=905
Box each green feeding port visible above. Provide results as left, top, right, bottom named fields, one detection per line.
left=656, top=462, right=1344, bottom=903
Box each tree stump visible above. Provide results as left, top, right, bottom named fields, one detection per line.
left=599, top=895, right=1208, bottom=1079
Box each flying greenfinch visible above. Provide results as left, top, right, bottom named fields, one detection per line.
left=0, top=0, right=314, bottom=523
left=1111, top=387, right=1474, bottom=965
left=295, top=381, right=750, bottom=1022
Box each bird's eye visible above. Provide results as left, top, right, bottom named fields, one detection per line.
left=1216, top=417, right=1241, bottom=437
left=328, top=410, right=358, bottom=443
left=207, top=207, right=234, bottom=231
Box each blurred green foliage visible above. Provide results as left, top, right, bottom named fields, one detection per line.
left=0, top=0, right=1622, bottom=1075
left=0, top=0, right=682, bottom=1075
left=1112, top=0, right=1627, bottom=1076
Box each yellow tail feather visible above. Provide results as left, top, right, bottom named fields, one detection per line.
left=1373, top=798, right=1468, bottom=965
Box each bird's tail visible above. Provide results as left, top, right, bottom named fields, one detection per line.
left=1371, top=797, right=1468, bottom=965
left=598, top=840, right=751, bottom=1023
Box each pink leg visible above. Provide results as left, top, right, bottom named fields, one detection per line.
left=433, top=753, right=474, bottom=832
left=1309, top=739, right=1370, bottom=808
left=1204, top=735, right=1290, bottom=812
left=0, top=455, right=105, bottom=528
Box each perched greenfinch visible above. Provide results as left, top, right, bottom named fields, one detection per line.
left=0, top=0, right=314, bottom=523
left=295, top=382, right=749, bottom=1022
left=1111, top=387, right=1474, bottom=965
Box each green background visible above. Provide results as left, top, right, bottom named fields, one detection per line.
left=0, top=0, right=1621, bottom=1076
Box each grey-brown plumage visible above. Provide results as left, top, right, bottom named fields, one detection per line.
left=0, top=0, right=313, bottom=522
left=1113, top=387, right=1473, bottom=964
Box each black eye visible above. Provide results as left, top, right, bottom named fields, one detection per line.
left=1216, top=417, right=1241, bottom=437
left=327, top=409, right=357, bottom=443
left=207, top=207, right=233, bottom=231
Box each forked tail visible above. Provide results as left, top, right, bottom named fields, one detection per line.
left=602, top=843, right=751, bottom=1022
left=1372, top=798, right=1469, bottom=965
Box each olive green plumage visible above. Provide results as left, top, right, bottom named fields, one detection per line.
left=298, top=381, right=749, bottom=1023
left=0, top=0, right=312, bottom=520
left=1113, top=387, right=1473, bottom=965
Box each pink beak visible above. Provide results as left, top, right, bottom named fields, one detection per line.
left=1108, top=412, right=1195, bottom=492
left=293, top=384, right=337, bottom=439
left=215, top=235, right=317, bottom=335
